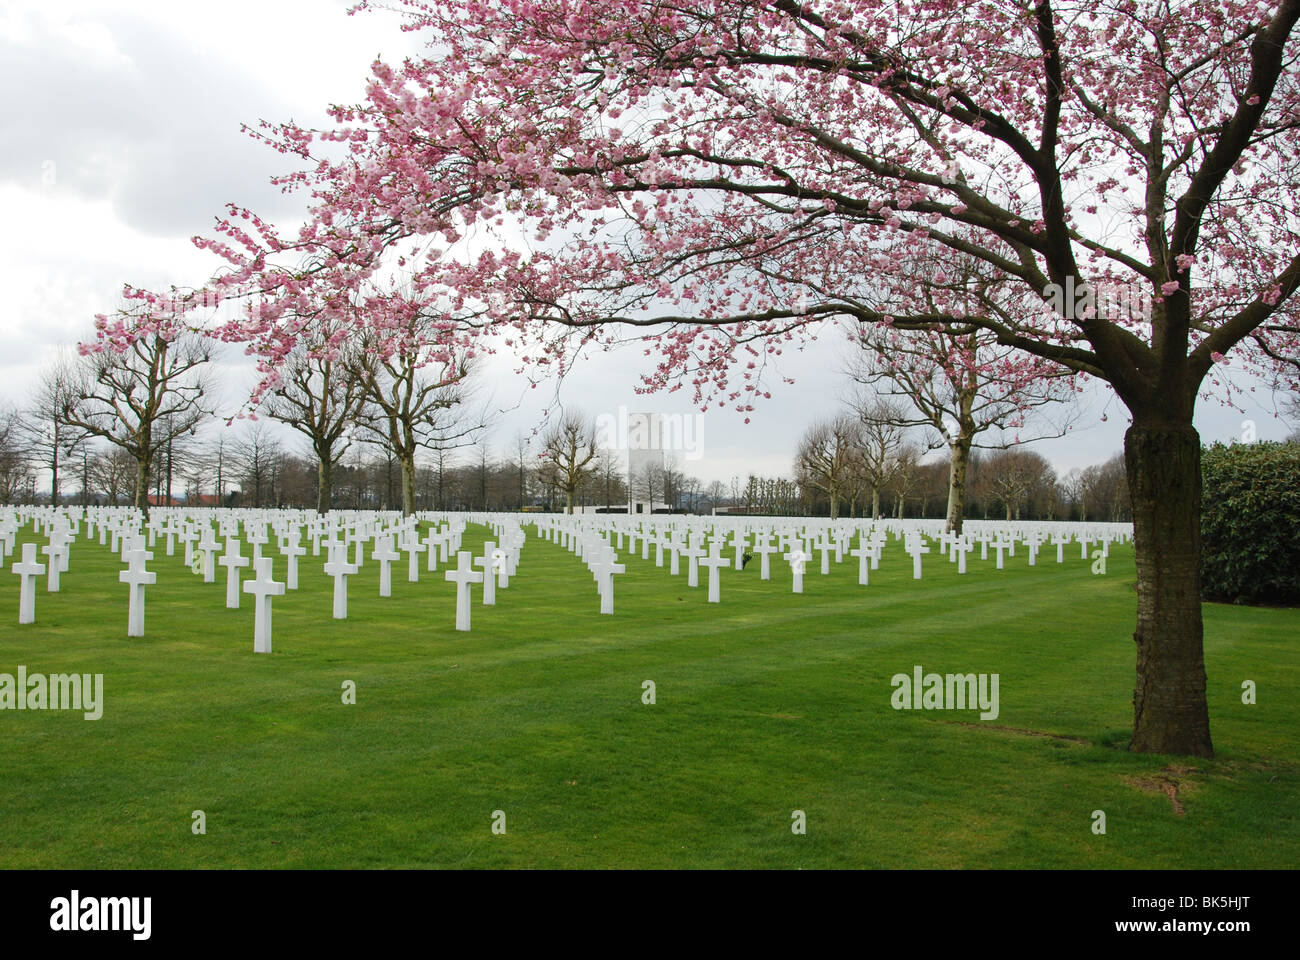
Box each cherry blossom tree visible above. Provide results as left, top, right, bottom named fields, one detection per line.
left=110, top=0, right=1300, bottom=756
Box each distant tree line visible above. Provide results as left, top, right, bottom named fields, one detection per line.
left=1, top=340, right=1289, bottom=520
left=749, top=439, right=1130, bottom=523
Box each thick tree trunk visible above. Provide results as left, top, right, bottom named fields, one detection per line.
left=133, top=454, right=151, bottom=520
left=945, top=438, right=969, bottom=534
left=317, top=457, right=333, bottom=515
left=1124, top=424, right=1213, bottom=757
left=400, top=455, right=416, bottom=517
left=871, top=487, right=880, bottom=520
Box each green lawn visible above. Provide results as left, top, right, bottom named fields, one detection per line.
left=1, top=521, right=1295, bottom=868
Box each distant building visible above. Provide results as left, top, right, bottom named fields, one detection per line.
left=626, top=412, right=669, bottom=514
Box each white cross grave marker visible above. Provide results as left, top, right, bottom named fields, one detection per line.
left=907, top=538, right=931, bottom=580
left=474, top=541, right=498, bottom=606
left=12, top=543, right=45, bottom=624
left=323, top=544, right=360, bottom=619
left=244, top=557, right=285, bottom=654
left=698, top=542, right=729, bottom=603
left=119, top=547, right=156, bottom=637
left=372, top=537, right=401, bottom=597
left=282, top=537, right=305, bottom=590
left=592, top=548, right=626, bottom=614
left=445, top=550, right=483, bottom=631
left=218, top=538, right=250, bottom=609
left=783, top=548, right=807, bottom=593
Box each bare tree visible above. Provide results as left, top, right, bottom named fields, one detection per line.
left=230, top=420, right=284, bottom=508
left=887, top=444, right=923, bottom=519
left=60, top=332, right=213, bottom=518
left=1060, top=468, right=1089, bottom=521
left=27, top=351, right=90, bottom=504
left=849, top=320, right=1076, bottom=534
left=208, top=430, right=232, bottom=506
left=153, top=412, right=202, bottom=506
left=87, top=445, right=137, bottom=505
left=594, top=449, right=626, bottom=510
left=352, top=336, right=482, bottom=516
left=511, top=431, right=535, bottom=510
left=0, top=404, right=33, bottom=503
left=795, top=416, right=860, bottom=519
left=984, top=448, right=1056, bottom=521
left=702, top=480, right=726, bottom=513
left=426, top=442, right=458, bottom=511
left=660, top=453, right=685, bottom=512
left=265, top=335, right=368, bottom=513
left=631, top=460, right=665, bottom=511
left=849, top=395, right=910, bottom=520
left=538, top=411, right=598, bottom=514
left=680, top=473, right=701, bottom=514
left=472, top=440, right=493, bottom=509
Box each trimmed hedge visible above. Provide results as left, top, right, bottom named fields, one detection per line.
left=1200, top=440, right=1300, bottom=605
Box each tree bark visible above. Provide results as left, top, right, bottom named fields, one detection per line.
left=400, top=454, right=416, bottom=517
left=133, top=454, right=151, bottom=520
left=945, top=437, right=970, bottom=535
left=317, top=456, right=333, bottom=515
left=1124, top=424, right=1213, bottom=757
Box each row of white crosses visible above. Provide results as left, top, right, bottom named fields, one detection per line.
left=2, top=513, right=150, bottom=634
left=550, top=517, right=864, bottom=600
left=7, top=505, right=1131, bottom=636
left=235, top=511, right=476, bottom=641
left=566, top=530, right=626, bottom=613
left=9, top=515, right=80, bottom=623
left=533, top=510, right=1130, bottom=604
left=67, top=504, right=1143, bottom=568
left=13, top=507, right=470, bottom=641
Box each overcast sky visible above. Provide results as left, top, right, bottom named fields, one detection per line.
left=2, top=0, right=1295, bottom=487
